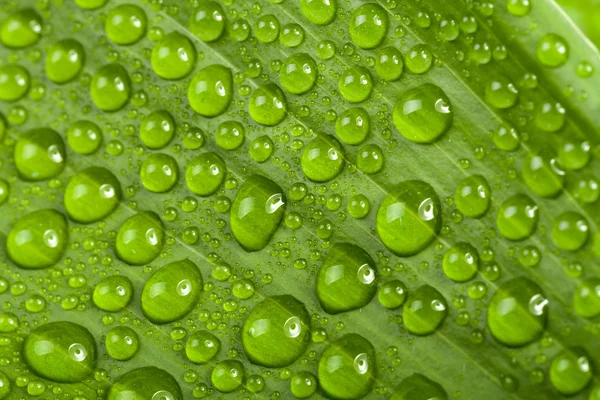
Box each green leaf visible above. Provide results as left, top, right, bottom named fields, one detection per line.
left=0, top=0, right=599, bottom=398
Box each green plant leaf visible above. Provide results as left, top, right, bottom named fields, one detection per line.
left=1, top=0, right=599, bottom=398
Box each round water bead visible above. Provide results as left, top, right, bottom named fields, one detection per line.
left=507, top=0, right=531, bottom=16
left=522, top=148, right=564, bottom=197
left=455, top=174, right=491, bottom=218
left=573, top=278, right=600, bottom=318
left=349, top=4, right=388, bottom=49
left=551, top=211, right=589, bottom=251
left=405, top=44, right=433, bottom=74
left=105, top=326, right=139, bottom=361
left=230, top=19, right=251, bottom=41
left=140, top=153, right=179, bottom=193
left=152, top=31, right=196, bottom=80
left=487, top=277, right=547, bottom=347
left=390, top=373, right=447, bottom=400
left=393, top=83, right=452, bottom=143
left=105, top=4, right=147, bottom=45
left=186, top=330, right=221, bottom=364
left=496, top=194, right=538, bottom=240
left=186, top=152, right=226, bottom=196
left=211, top=360, right=245, bottom=393
left=300, top=0, right=337, bottom=25
left=90, top=63, right=131, bottom=111
left=403, top=285, right=448, bottom=335
left=140, top=109, right=176, bottom=149
left=141, top=259, right=203, bottom=324
left=280, top=23, right=305, bottom=47
left=46, top=39, right=85, bottom=83
left=67, top=120, right=102, bottom=155
left=336, top=107, right=370, bottom=145
left=485, top=76, right=519, bottom=109
left=301, top=135, right=344, bottom=182
left=116, top=211, right=165, bottom=265
left=75, top=0, right=108, bottom=9
left=291, top=371, right=318, bottom=399
left=242, top=295, right=310, bottom=367
left=378, top=280, right=407, bottom=309
left=24, top=322, right=97, bottom=383
left=317, top=243, right=377, bottom=314
left=535, top=102, right=565, bottom=132
left=108, top=367, right=182, bottom=400
left=93, top=275, right=133, bottom=312
left=188, top=65, right=233, bottom=117
left=357, top=143, right=384, bottom=174
left=249, top=83, right=287, bottom=126
left=14, top=128, right=66, bottom=181
left=316, top=40, right=336, bottom=59
left=558, top=139, right=591, bottom=170
left=537, top=33, right=569, bottom=68
left=0, top=64, right=30, bottom=101
left=64, top=167, right=122, bottom=223
left=338, top=66, right=373, bottom=103
left=255, top=14, right=280, bottom=43
left=6, top=209, right=68, bottom=269
left=250, top=135, right=274, bottom=163
left=348, top=194, right=370, bottom=219
left=318, top=333, right=376, bottom=399
left=183, top=127, right=204, bottom=150
left=280, top=53, right=317, bottom=95
left=0, top=9, right=42, bottom=48
left=550, top=348, right=592, bottom=396
left=375, top=46, right=404, bottom=81
left=189, top=1, right=225, bottom=42
left=216, top=120, right=245, bottom=150
left=443, top=242, right=479, bottom=282
left=494, top=125, right=520, bottom=151
left=376, top=180, right=441, bottom=256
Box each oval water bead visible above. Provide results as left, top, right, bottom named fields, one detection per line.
left=317, top=243, right=377, bottom=314
left=152, top=31, right=196, bottom=80
left=216, top=120, right=245, bottom=150
left=64, top=167, right=122, bottom=223
left=139, top=109, right=176, bottom=149
left=496, top=194, right=538, bottom=241
left=14, top=128, right=66, bottom=181
left=108, top=367, right=182, bottom=400
left=535, top=102, right=565, bottom=132
left=550, top=348, right=592, bottom=396
left=141, top=259, right=203, bottom=324
left=188, top=64, right=233, bottom=117
left=300, top=0, right=337, bottom=25
left=558, top=139, right=591, bottom=170
left=485, top=76, right=519, bottom=109
left=186, top=152, right=226, bottom=196
left=376, top=180, right=442, bottom=256
left=336, top=107, right=370, bottom=145
left=301, top=135, right=344, bottom=182
left=455, top=174, right=491, bottom=218
left=390, top=373, right=448, bottom=400
left=0, top=64, right=30, bottom=101
left=6, top=209, right=68, bottom=269
left=551, top=211, right=589, bottom=251
left=318, top=333, right=376, bottom=399
left=522, top=148, right=564, bottom=197
left=339, top=66, right=373, bottom=103
left=537, top=33, right=569, bottom=68
left=349, top=3, right=388, bottom=49
left=230, top=175, right=286, bottom=252
left=105, top=4, right=147, bottom=45
left=46, top=39, right=85, bottom=83
left=116, top=211, right=165, bottom=265
left=250, top=135, right=274, bottom=163
left=280, top=23, right=305, bottom=47
left=255, top=14, right=280, bottom=43
left=24, top=321, right=97, bottom=383
left=573, top=278, right=600, bottom=318
left=357, top=144, right=384, bottom=174
left=186, top=330, right=221, bottom=364
left=242, top=295, right=310, bottom=367
left=212, top=360, right=245, bottom=393
left=348, top=194, right=371, bottom=219
left=140, top=153, right=179, bottom=193
left=249, top=83, right=287, bottom=126
left=487, top=277, right=548, bottom=347
left=393, top=83, right=453, bottom=143
left=443, top=242, right=479, bottom=282
left=375, top=46, right=404, bottom=81
left=67, top=120, right=102, bottom=155
left=403, top=285, right=448, bottom=335
left=189, top=1, right=225, bottom=42
left=291, top=371, right=318, bottom=399
left=0, top=8, right=42, bottom=48
left=280, top=53, right=318, bottom=95
left=405, top=44, right=433, bottom=74
left=92, top=275, right=134, bottom=312
left=90, top=63, right=131, bottom=111
left=105, top=326, right=139, bottom=361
